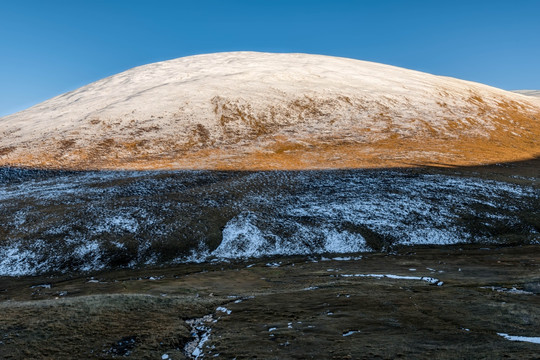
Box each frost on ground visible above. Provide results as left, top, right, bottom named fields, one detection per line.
left=184, top=315, right=213, bottom=359
left=340, top=274, right=442, bottom=286
left=1, top=52, right=539, bottom=171
left=497, top=333, right=540, bottom=344
left=481, top=286, right=534, bottom=295
left=184, top=305, right=233, bottom=359
left=216, top=306, right=232, bottom=315
left=0, top=169, right=538, bottom=275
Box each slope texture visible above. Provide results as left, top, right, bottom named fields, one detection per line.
left=1, top=52, right=539, bottom=170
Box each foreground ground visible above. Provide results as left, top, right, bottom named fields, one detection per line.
left=1, top=244, right=539, bottom=359
left=0, top=159, right=538, bottom=358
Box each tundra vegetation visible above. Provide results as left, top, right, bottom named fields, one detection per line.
left=0, top=158, right=538, bottom=359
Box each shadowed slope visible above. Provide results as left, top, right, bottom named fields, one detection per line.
left=1, top=160, right=538, bottom=276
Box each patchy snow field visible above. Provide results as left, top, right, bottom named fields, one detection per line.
left=0, top=169, right=538, bottom=275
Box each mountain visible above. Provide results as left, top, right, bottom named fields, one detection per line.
left=1, top=52, right=539, bottom=170
left=1, top=52, right=539, bottom=275
left=513, top=90, right=540, bottom=98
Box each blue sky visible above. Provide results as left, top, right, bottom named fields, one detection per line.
left=1, top=0, right=539, bottom=116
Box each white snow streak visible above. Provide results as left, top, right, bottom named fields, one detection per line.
left=497, top=333, right=540, bottom=344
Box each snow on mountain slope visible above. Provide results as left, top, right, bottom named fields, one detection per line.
left=1, top=52, right=539, bottom=170
left=513, top=90, right=540, bottom=98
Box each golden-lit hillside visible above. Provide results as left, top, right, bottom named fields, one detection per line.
left=1, top=52, right=539, bottom=170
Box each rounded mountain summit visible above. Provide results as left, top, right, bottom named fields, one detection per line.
left=1, top=52, right=539, bottom=170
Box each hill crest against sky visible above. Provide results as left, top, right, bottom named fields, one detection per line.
left=1, top=52, right=539, bottom=170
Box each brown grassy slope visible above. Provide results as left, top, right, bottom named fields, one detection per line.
left=1, top=95, right=539, bottom=171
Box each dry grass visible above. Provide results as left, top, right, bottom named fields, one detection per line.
left=0, top=146, right=15, bottom=157
left=1, top=95, right=539, bottom=171
left=0, top=294, right=213, bottom=359
left=1, top=245, right=539, bottom=359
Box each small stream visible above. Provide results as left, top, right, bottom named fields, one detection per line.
left=184, top=314, right=214, bottom=359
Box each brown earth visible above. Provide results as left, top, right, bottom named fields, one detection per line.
left=0, top=245, right=539, bottom=359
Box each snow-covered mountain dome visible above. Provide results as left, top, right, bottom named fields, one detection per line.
left=1, top=52, right=539, bottom=170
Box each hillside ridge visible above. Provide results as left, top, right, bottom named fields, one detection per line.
left=1, top=52, right=539, bottom=170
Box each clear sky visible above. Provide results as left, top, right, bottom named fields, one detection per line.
left=1, top=0, right=539, bottom=116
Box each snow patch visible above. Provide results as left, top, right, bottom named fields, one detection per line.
left=30, top=284, right=51, bottom=289
left=0, top=170, right=537, bottom=276
left=497, top=333, right=540, bottom=344
left=341, top=273, right=442, bottom=285
left=481, top=286, right=534, bottom=295
left=216, top=306, right=231, bottom=315
left=185, top=315, right=214, bottom=359
left=211, top=212, right=369, bottom=260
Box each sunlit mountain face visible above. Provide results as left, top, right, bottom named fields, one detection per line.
left=1, top=52, right=539, bottom=171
